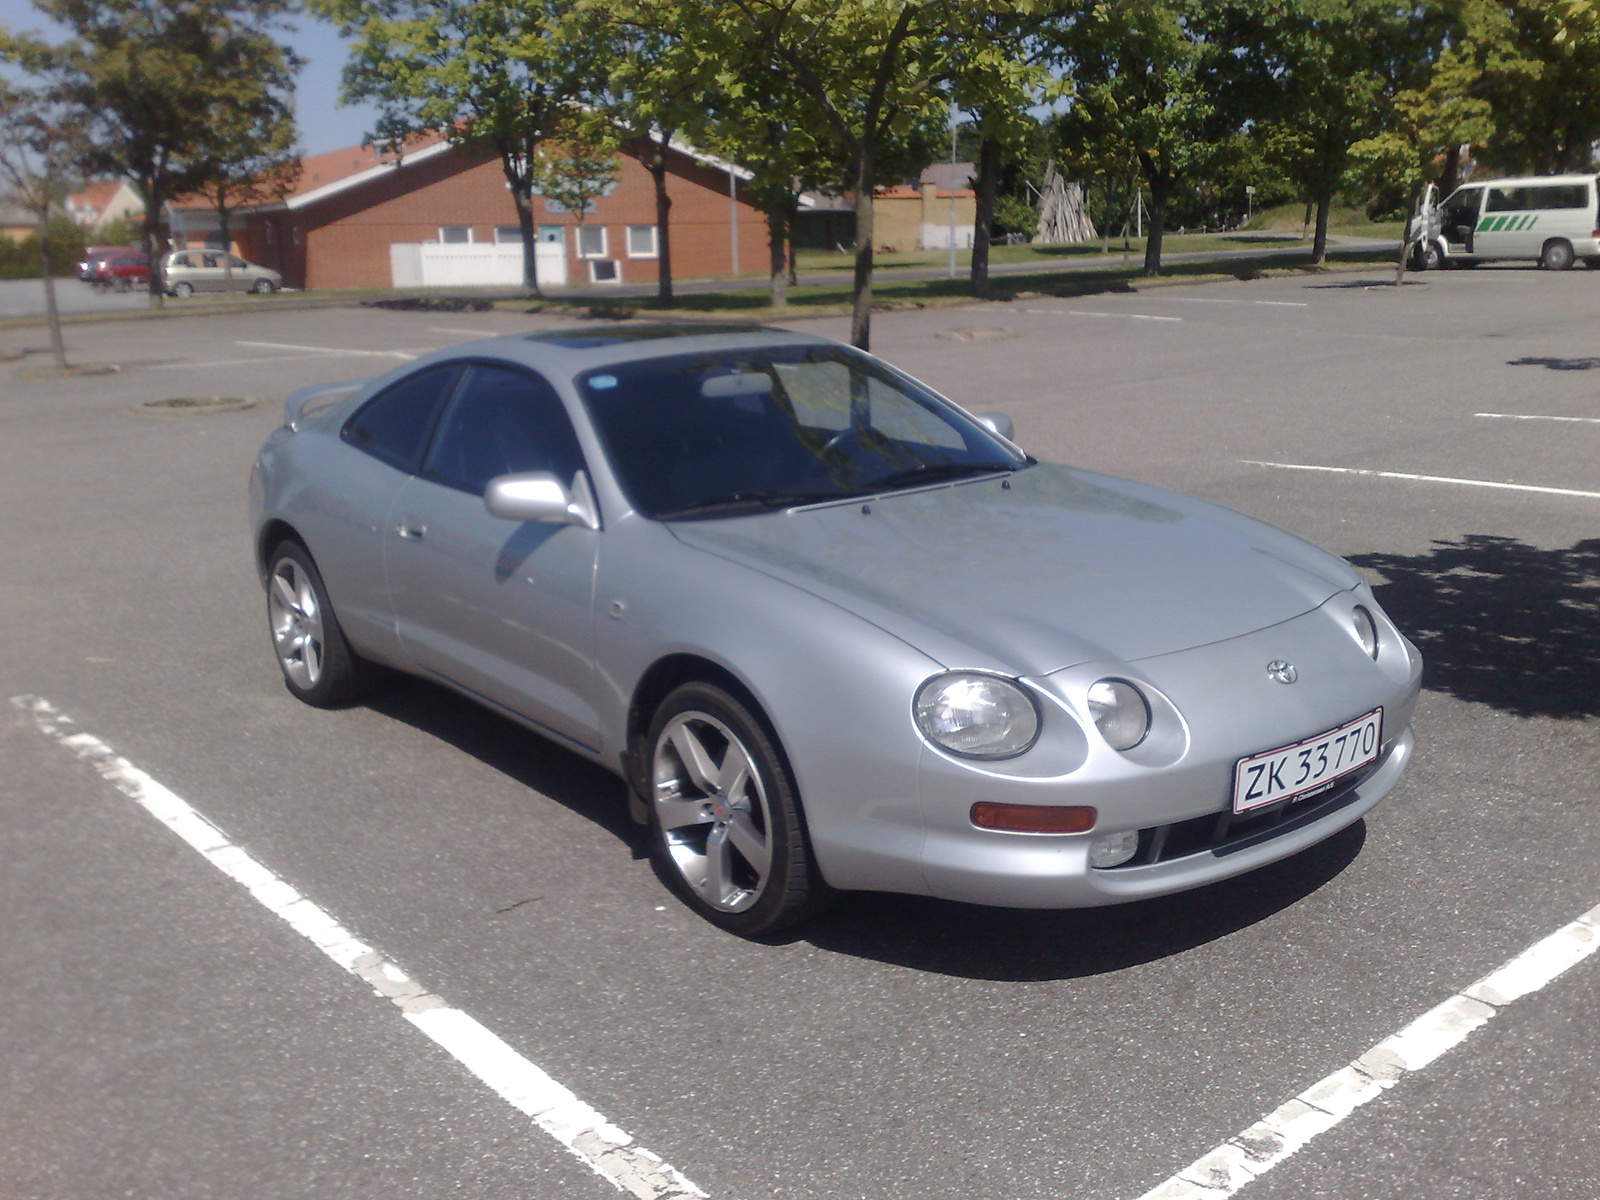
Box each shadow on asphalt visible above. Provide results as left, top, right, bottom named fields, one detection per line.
left=1506, top=355, right=1600, bottom=371
left=364, top=676, right=646, bottom=854
left=1304, top=277, right=1427, bottom=289
left=1351, top=535, right=1600, bottom=720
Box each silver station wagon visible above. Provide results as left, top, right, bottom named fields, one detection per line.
left=163, top=249, right=282, bottom=296
left=250, top=324, right=1422, bottom=935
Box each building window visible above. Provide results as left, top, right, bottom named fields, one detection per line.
left=626, top=225, right=658, bottom=258
left=575, top=225, right=607, bottom=259
left=494, top=226, right=523, bottom=244
left=439, top=226, right=472, bottom=244
left=588, top=259, right=620, bottom=284
left=538, top=226, right=565, bottom=245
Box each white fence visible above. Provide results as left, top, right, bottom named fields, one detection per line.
left=919, top=222, right=975, bottom=251
left=389, top=241, right=567, bottom=288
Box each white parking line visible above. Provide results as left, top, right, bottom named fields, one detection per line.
left=429, top=327, right=506, bottom=337
left=1244, top=461, right=1600, bottom=500
left=236, top=340, right=417, bottom=360
left=1135, top=903, right=1599, bottom=1199
left=11, top=695, right=705, bottom=1200
left=150, top=354, right=337, bottom=371
left=1157, top=298, right=1308, bottom=308
left=1024, top=308, right=1184, bottom=323
left=1476, top=412, right=1600, bottom=425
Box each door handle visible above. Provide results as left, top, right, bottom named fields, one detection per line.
left=396, top=521, right=426, bottom=541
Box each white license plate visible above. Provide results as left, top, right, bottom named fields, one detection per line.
left=1232, top=709, right=1383, bottom=815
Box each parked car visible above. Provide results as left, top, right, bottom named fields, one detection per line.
left=250, top=325, right=1422, bottom=935
left=86, top=250, right=149, bottom=292
left=162, top=249, right=282, bottom=296
left=77, top=244, right=138, bottom=282
left=1408, top=173, right=1600, bottom=270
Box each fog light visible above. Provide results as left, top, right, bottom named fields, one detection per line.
left=1088, top=830, right=1140, bottom=868
left=970, top=802, right=1096, bottom=833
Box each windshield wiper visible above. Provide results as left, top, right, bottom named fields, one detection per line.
left=865, top=460, right=1025, bottom=493
left=655, top=490, right=848, bottom=520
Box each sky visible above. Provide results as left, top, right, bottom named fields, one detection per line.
left=0, top=0, right=384, bottom=157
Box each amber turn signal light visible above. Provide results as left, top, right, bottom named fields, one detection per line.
left=970, top=802, right=1096, bottom=833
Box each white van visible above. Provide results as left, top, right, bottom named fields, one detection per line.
left=1408, top=174, right=1600, bottom=270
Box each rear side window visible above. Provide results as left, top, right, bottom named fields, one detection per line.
left=1487, top=184, right=1590, bottom=211
left=343, top=364, right=462, bottom=472
left=422, top=364, right=585, bottom=495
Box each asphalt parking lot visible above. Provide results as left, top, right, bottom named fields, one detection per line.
left=2, top=266, right=1597, bottom=1200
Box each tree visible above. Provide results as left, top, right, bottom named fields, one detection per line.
left=29, top=0, right=301, bottom=307
left=1050, top=0, right=1219, bottom=276
left=1470, top=0, right=1600, bottom=174
left=317, top=0, right=608, bottom=296
left=530, top=136, right=620, bottom=238
left=0, top=70, right=86, bottom=369
left=720, top=0, right=988, bottom=349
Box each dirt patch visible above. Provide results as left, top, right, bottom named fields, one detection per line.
left=133, top=396, right=261, bottom=416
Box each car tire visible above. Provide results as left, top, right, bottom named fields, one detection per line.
left=645, top=681, right=832, bottom=935
left=172, top=281, right=194, bottom=298
left=1420, top=241, right=1443, bottom=270
left=265, top=540, right=383, bottom=707
left=252, top=278, right=275, bottom=294
left=1540, top=239, right=1575, bottom=270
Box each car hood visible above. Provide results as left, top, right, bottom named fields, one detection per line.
left=668, top=462, right=1359, bottom=675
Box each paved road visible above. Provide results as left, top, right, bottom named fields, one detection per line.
left=1, top=262, right=1596, bottom=1200
left=0, top=277, right=152, bottom=318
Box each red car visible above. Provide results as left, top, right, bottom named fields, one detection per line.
left=86, top=251, right=149, bottom=292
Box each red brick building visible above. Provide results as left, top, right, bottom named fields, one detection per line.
left=170, top=136, right=770, bottom=291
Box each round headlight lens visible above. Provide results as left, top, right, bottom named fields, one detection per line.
left=1086, top=679, right=1151, bottom=751
left=1352, top=605, right=1379, bottom=659
left=914, top=673, right=1040, bottom=759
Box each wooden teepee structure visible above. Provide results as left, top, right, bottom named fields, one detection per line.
left=1034, top=159, right=1096, bottom=244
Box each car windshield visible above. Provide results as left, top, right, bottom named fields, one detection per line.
left=577, top=344, right=1027, bottom=519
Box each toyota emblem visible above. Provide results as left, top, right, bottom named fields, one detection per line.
left=1266, top=660, right=1298, bottom=684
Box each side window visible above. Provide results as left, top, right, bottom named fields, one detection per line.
left=343, top=365, right=462, bottom=472
left=422, top=364, right=585, bottom=495
left=1485, top=187, right=1527, bottom=213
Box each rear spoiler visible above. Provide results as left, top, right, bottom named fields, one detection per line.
left=284, top=378, right=371, bottom=431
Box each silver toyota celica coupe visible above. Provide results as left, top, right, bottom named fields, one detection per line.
left=251, top=323, right=1422, bottom=935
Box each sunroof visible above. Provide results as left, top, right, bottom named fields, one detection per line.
left=524, top=323, right=772, bottom=349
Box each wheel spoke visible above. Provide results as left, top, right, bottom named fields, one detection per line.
left=725, top=810, right=771, bottom=879
left=655, top=794, right=713, bottom=833
left=703, top=823, right=738, bottom=906
left=301, top=633, right=322, bottom=683
left=714, top=743, right=751, bottom=797
left=667, top=723, right=720, bottom=794
left=271, top=571, right=299, bottom=614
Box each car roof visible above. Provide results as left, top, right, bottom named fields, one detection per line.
left=1454, top=174, right=1597, bottom=188
left=427, top=322, right=839, bottom=375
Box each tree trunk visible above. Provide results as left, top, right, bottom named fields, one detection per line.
left=1394, top=181, right=1423, bottom=287
left=1311, top=190, right=1332, bottom=265
left=513, top=189, right=540, bottom=296
left=647, top=135, right=674, bottom=305
left=1142, top=169, right=1169, bottom=276
left=849, top=142, right=877, bottom=350
left=141, top=178, right=164, bottom=309
left=36, top=200, right=67, bottom=370
left=767, top=207, right=788, bottom=308
left=1301, top=198, right=1312, bottom=240
left=219, top=197, right=234, bottom=293
left=969, top=135, right=1000, bottom=299
left=1439, top=143, right=1461, bottom=197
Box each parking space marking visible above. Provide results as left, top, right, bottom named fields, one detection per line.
left=1157, top=298, right=1308, bottom=308
left=1244, top=461, right=1600, bottom=501
left=429, top=327, right=506, bottom=337
left=1024, top=308, right=1184, bottom=323
left=235, top=340, right=418, bottom=360
left=1135, top=903, right=1600, bottom=1200
left=10, top=695, right=705, bottom=1200
left=150, top=354, right=345, bottom=371
left=1476, top=412, right=1600, bottom=425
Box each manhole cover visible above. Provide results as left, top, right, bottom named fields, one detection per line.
left=936, top=327, right=1016, bottom=343
left=135, top=396, right=262, bottom=416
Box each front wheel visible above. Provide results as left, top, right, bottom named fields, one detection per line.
left=1541, top=239, right=1575, bottom=271
left=646, top=682, right=831, bottom=935
left=252, top=277, right=275, bottom=294
left=171, top=281, right=194, bottom=298
left=265, top=541, right=382, bottom=707
left=1420, top=241, right=1443, bottom=271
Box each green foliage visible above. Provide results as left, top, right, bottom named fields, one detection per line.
left=0, top=216, right=90, bottom=279
left=530, top=139, right=620, bottom=222
left=993, top=193, right=1038, bottom=238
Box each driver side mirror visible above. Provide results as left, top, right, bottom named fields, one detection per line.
left=484, top=471, right=600, bottom=530
left=976, top=412, right=1015, bottom=442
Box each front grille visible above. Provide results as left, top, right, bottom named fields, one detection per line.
left=1097, top=759, right=1381, bottom=870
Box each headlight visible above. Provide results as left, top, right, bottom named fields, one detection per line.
left=1086, top=679, right=1151, bottom=750
left=914, top=672, right=1040, bottom=759
left=1352, top=605, right=1379, bottom=659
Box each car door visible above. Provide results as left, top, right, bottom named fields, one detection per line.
left=301, top=363, right=465, bottom=662
left=1477, top=185, right=1536, bottom=259
left=384, top=361, right=603, bottom=751
left=1439, top=186, right=1482, bottom=256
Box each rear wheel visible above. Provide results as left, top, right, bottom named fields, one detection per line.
left=252, top=277, right=275, bottom=294
left=646, top=682, right=831, bottom=935
left=265, top=541, right=382, bottom=707
left=1541, top=239, right=1575, bottom=270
